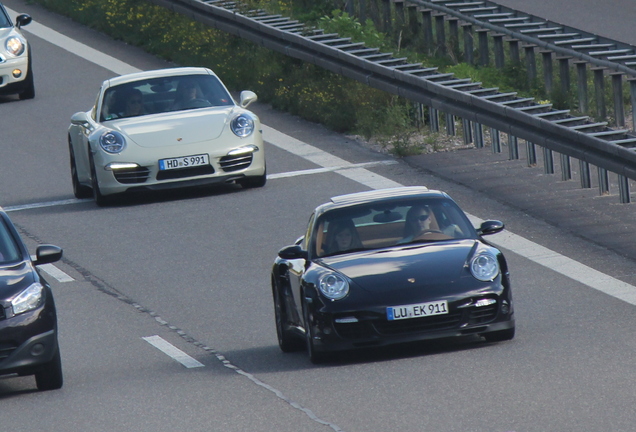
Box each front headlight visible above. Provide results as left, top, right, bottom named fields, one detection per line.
left=12, top=283, right=44, bottom=315
left=231, top=114, right=255, bottom=137
left=5, top=36, right=25, bottom=56
left=470, top=252, right=500, bottom=281
left=99, top=130, right=126, bottom=153
left=318, top=272, right=349, bottom=300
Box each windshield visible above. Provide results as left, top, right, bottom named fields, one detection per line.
left=313, top=197, right=475, bottom=258
left=100, top=74, right=234, bottom=121
left=0, top=219, right=21, bottom=264
left=0, top=5, right=12, bottom=28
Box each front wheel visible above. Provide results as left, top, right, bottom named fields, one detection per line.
left=239, top=167, right=267, bottom=189
left=70, top=143, right=92, bottom=199
left=303, top=304, right=330, bottom=364
left=89, top=154, right=115, bottom=206
left=18, top=52, right=35, bottom=100
left=35, top=349, right=63, bottom=391
left=273, top=277, right=304, bottom=353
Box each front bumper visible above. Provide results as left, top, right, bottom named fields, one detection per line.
left=307, top=301, right=515, bottom=353
left=0, top=55, right=29, bottom=94
left=0, top=329, right=58, bottom=376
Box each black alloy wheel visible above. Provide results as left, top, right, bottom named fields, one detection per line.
left=272, top=277, right=304, bottom=353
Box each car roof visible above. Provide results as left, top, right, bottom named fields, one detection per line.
left=104, top=67, right=216, bottom=88
left=316, top=186, right=449, bottom=214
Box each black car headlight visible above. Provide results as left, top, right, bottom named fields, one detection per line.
left=11, top=283, right=44, bottom=315
left=318, top=272, right=349, bottom=300
left=470, top=252, right=499, bottom=281
left=5, top=36, right=25, bottom=56
left=99, top=130, right=126, bottom=153
left=231, top=114, right=255, bottom=137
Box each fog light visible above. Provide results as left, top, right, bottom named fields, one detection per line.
left=501, top=301, right=510, bottom=315
left=30, top=343, right=45, bottom=356
left=12, top=69, right=23, bottom=78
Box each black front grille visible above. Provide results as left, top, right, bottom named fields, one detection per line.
left=0, top=341, right=18, bottom=361
left=156, top=165, right=214, bottom=180
left=468, top=305, right=498, bottom=324
left=374, top=311, right=463, bottom=335
left=334, top=322, right=376, bottom=339
left=113, top=167, right=151, bottom=184
left=219, top=154, right=253, bottom=172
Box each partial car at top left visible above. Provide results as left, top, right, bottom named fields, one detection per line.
left=0, top=207, right=64, bottom=391
left=0, top=2, right=34, bottom=100
left=68, top=66, right=266, bottom=206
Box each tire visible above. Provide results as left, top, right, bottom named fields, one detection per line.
left=18, top=51, right=35, bottom=100
left=89, top=153, right=114, bottom=206
left=239, top=167, right=267, bottom=189
left=483, top=326, right=515, bottom=343
left=69, top=142, right=92, bottom=199
left=272, top=277, right=304, bottom=353
left=35, top=349, right=63, bottom=391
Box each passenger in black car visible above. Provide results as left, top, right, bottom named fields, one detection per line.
left=325, top=220, right=363, bottom=254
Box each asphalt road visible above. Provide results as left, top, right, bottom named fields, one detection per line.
left=2, top=1, right=636, bottom=432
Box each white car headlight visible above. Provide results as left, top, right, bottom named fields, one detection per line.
left=470, top=252, right=500, bottom=281
left=318, top=272, right=349, bottom=300
left=12, top=283, right=44, bottom=315
left=5, top=36, right=25, bottom=56
left=231, top=114, right=255, bottom=137
left=99, top=130, right=126, bottom=153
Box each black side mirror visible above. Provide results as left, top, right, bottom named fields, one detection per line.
left=16, top=14, right=32, bottom=29
left=476, top=220, right=504, bottom=236
left=33, top=245, right=63, bottom=266
left=278, top=245, right=308, bottom=260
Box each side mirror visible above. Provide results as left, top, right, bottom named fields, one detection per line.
left=70, top=111, right=90, bottom=126
left=278, top=245, right=308, bottom=260
left=16, top=14, right=32, bottom=29
left=239, top=90, right=257, bottom=108
left=33, top=245, right=63, bottom=266
left=476, top=220, right=504, bottom=236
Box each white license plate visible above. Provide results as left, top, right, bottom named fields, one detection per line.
left=159, top=154, right=209, bottom=170
left=387, top=300, right=449, bottom=321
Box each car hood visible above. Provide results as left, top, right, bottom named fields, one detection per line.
left=318, top=240, right=485, bottom=296
left=0, top=261, right=37, bottom=301
left=110, top=107, right=238, bottom=148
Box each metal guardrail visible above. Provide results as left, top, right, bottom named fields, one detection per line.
left=147, top=0, right=636, bottom=202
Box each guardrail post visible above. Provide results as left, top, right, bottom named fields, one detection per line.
left=448, top=18, right=460, bottom=60
left=429, top=107, right=440, bottom=132
left=543, top=147, right=554, bottom=174
left=420, top=8, right=434, bottom=55
left=611, top=72, right=625, bottom=127
left=473, top=122, right=484, bottom=148
left=618, top=175, right=631, bottom=203
left=462, top=23, right=474, bottom=65
left=508, top=135, right=519, bottom=160
left=560, top=154, right=572, bottom=180
left=435, top=13, right=446, bottom=55
left=630, top=78, right=636, bottom=132
left=579, top=160, right=592, bottom=188
left=477, top=29, right=489, bottom=66
left=598, top=167, right=610, bottom=195
left=592, top=67, right=607, bottom=120
left=462, top=118, right=472, bottom=144
left=541, top=51, right=554, bottom=95
left=508, top=39, right=520, bottom=64
left=524, top=45, right=537, bottom=86
left=493, top=34, right=504, bottom=69
left=526, top=141, right=537, bottom=166
left=491, top=128, right=501, bottom=153
left=558, top=57, right=571, bottom=96
left=575, top=61, right=589, bottom=114
left=446, top=113, right=456, bottom=135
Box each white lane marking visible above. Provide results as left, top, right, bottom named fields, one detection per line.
left=39, top=263, right=74, bottom=283
left=268, top=160, right=397, bottom=179
left=4, top=198, right=92, bottom=213
left=7, top=7, right=141, bottom=76
left=142, top=335, right=205, bottom=368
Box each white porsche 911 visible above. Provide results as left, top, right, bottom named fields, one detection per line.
left=68, top=67, right=266, bottom=206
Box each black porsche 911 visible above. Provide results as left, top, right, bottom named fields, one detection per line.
left=271, top=186, right=515, bottom=363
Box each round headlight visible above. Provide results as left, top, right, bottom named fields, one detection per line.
left=318, top=272, right=349, bottom=300
left=99, top=131, right=126, bottom=153
left=231, top=114, right=255, bottom=137
left=470, top=252, right=499, bottom=281
left=6, top=36, right=25, bottom=56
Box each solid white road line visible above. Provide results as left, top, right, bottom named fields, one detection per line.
left=142, top=335, right=205, bottom=368
left=39, top=263, right=75, bottom=283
